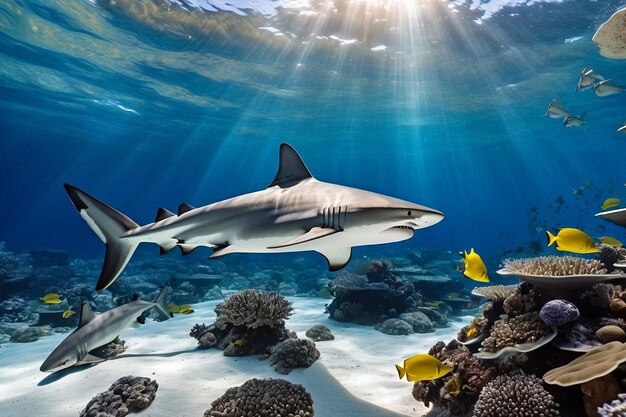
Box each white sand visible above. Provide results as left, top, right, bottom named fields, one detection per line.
left=0, top=297, right=469, bottom=417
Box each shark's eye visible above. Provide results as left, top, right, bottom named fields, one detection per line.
left=407, top=211, right=412, bottom=216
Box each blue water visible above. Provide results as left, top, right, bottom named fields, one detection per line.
left=1, top=0, right=626, bottom=275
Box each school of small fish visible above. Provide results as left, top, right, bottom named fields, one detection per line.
left=546, top=67, right=626, bottom=130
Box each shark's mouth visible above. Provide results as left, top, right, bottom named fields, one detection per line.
left=390, top=225, right=415, bottom=230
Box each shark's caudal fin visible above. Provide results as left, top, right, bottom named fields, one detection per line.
left=64, top=184, right=140, bottom=291
left=267, top=143, right=313, bottom=188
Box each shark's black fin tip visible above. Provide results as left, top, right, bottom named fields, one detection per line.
left=64, top=183, right=89, bottom=211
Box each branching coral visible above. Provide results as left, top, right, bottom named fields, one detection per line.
left=503, top=283, right=541, bottom=316
left=269, top=338, right=320, bottom=374
left=481, top=312, right=552, bottom=353
left=473, top=374, right=559, bottom=417
left=204, top=378, right=314, bottom=417
left=215, top=289, right=293, bottom=329
left=80, top=376, right=158, bottom=417
left=501, top=256, right=607, bottom=276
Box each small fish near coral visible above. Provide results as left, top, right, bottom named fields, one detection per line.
left=62, top=307, right=75, bottom=319
left=63, top=143, right=444, bottom=291
left=601, top=197, right=621, bottom=210
left=39, top=293, right=62, bottom=304
left=598, top=236, right=623, bottom=247
left=546, top=228, right=599, bottom=254
left=167, top=303, right=194, bottom=314
left=395, top=354, right=451, bottom=382
left=458, top=248, right=489, bottom=282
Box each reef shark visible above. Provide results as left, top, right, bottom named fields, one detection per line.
left=64, top=143, right=444, bottom=291
left=40, top=287, right=171, bottom=373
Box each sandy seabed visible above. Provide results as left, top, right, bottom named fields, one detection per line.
left=0, top=297, right=469, bottom=417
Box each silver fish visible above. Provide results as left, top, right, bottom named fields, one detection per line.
left=564, top=114, right=585, bottom=128
left=577, top=67, right=604, bottom=92
left=64, top=144, right=444, bottom=290
left=545, top=100, right=573, bottom=118
left=594, top=80, right=625, bottom=97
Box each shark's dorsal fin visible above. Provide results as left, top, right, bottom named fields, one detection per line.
left=78, top=302, right=96, bottom=328
left=155, top=208, right=175, bottom=222
left=267, top=143, right=313, bottom=188
left=267, top=227, right=339, bottom=249
left=178, top=203, right=195, bottom=215
left=317, top=247, right=352, bottom=271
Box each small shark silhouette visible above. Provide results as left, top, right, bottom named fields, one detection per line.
left=64, top=143, right=444, bottom=290
left=40, top=287, right=171, bottom=373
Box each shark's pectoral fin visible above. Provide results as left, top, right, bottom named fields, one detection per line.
left=317, top=247, right=352, bottom=271
left=267, top=227, right=339, bottom=249
left=209, top=244, right=238, bottom=258
left=78, top=353, right=108, bottom=365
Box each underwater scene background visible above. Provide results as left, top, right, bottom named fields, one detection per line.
left=2, top=1, right=626, bottom=417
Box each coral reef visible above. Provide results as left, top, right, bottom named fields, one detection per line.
left=80, top=376, right=158, bottom=417
left=598, top=393, right=626, bottom=417
left=375, top=318, right=414, bottom=335
left=10, top=325, right=52, bottom=343
left=473, top=374, right=559, bottom=417
left=305, top=324, right=334, bottom=341
left=540, top=299, right=580, bottom=327
left=326, top=261, right=423, bottom=326
left=204, top=378, right=314, bottom=417
left=412, top=340, right=500, bottom=415
left=481, top=312, right=552, bottom=353
left=268, top=338, right=320, bottom=374
left=398, top=311, right=434, bottom=333
left=189, top=290, right=294, bottom=356
left=503, top=282, right=541, bottom=316
left=581, top=374, right=621, bottom=417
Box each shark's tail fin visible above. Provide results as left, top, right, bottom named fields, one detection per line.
left=152, top=286, right=172, bottom=321
left=64, top=184, right=140, bottom=291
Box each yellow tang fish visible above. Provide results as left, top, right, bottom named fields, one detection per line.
left=178, top=305, right=194, bottom=314
left=62, top=307, right=75, bottom=319
left=599, top=236, right=623, bottom=247
left=395, top=354, right=452, bottom=382
left=425, top=301, right=444, bottom=308
left=546, top=228, right=599, bottom=254
left=601, top=198, right=621, bottom=211
left=234, top=339, right=245, bottom=347
left=39, top=293, right=62, bottom=304
left=465, top=324, right=477, bottom=339
left=167, top=303, right=180, bottom=313
left=461, top=248, right=489, bottom=282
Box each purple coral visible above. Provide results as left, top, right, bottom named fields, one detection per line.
left=598, top=393, right=626, bottom=417
left=540, top=299, right=580, bottom=327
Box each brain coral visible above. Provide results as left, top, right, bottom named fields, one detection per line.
left=204, top=378, right=314, bottom=417
left=80, top=376, right=158, bottom=417
left=215, top=289, right=293, bottom=329
left=473, top=374, right=559, bottom=417
left=539, top=299, right=580, bottom=327
left=269, top=338, right=320, bottom=374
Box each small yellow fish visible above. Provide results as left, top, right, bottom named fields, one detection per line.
left=39, top=293, right=62, bottom=304
left=601, top=198, right=621, bottom=211
left=425, top=301, right=444, bottom=308
left=317, top=288, right=334, bottom=299
left=395, top=354, right=452, bottom=382
left=461, top=248, right=489, bottom=282
left=62, top=307, right=75, bottom=319
left=443, top=375, right=462, bottom=396
left=465, top=325, right=477, bottom=339
left=234, top=339, right=244, bottom=347
left=167, top=303, right=180, bottom=313
left=599, top=236, right=623, bottom=247
left=546, top=228, right=599, bottom=254
left=178, top=305, right=194, bottom=314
